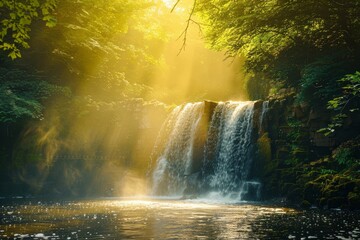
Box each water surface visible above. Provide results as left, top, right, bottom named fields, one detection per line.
left=1, top=198, right=360, bottom=239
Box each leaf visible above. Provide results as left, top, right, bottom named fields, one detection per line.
left=8, top=51, right=19, bottom=60
left=45, top=16, right=57, bottom=27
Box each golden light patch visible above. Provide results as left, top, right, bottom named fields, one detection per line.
left=162, top=0, right=176, bottom=8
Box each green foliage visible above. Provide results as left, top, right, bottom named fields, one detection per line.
left=198, top=0, right=360, bottom=62
left=330, top=72, right=360, bottom=112
left=297, top=53, right=349, bottom=105
left=0, top=68, right=70, bottom=122
left=334, top=148, right=354, bottom=167
left=0, top=0, right=57, bottom=59
left=286, top=118, right=303, bottom=140
left=320, top=169, right=337, bottom=175
left=319, top=72, right=360, bottom=135
left=197, top=0, right=360, bottom=106
left=283, top=118, right=309, bottom=166
left=246, top=74, right=270, bottom=100
left=8, top=0, right=166, bottom=98
left=54, top=0, right=160, bottom=68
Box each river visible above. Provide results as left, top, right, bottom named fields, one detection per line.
left=1, top=198, right=359, bottom=239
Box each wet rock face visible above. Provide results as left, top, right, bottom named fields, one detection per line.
left=257, top=96, right=360, bottom=209
left=191, top=101, right=218, bottom=175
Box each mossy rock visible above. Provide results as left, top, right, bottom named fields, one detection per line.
left=303, top=170, right=321, bottom=180
left=323, top=189, right=343, bottom=199
left=276, top=147, right=290, bottom=161
left=309, top=157, right=332, bottom=167
left=320, top=177, right=355, bottom=201
left=313, top=174, right=333, bottom=182
left=322, top=176, right=355, bottom=196
left=279, top=168, right=298, bottom=183
left=293, top=149, right=308, bottom=160
left=282, top=183, right=296, bottom=193
left=348, top=192, right=360, bottom=210
left=334, top=175, right=354, bottom=185
left=262, top=174, right=282, bottom=198
left=257, top=133, right=272, bottom=162
left=338, top=181, right=356, bottom=192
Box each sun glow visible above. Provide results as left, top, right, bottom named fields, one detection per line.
left=3, top=0, right=248, bottom=199
left=162, top=0, right=176, bottom=8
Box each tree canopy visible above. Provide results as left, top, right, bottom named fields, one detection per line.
left=0, top=0, right=57, bottom=59
left=197, top=0, right=360, bottom=103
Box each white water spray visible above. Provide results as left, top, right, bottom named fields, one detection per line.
left=151, top=101, right=262, bottom=201
left=152, top=102, right=204, bottom=196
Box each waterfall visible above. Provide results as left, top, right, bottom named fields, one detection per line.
left=259, top=101, right=269, bottom=133
left=202, top=101, right=258, bottom=200
left=151, top=101, right=262, bottom=201
left=151, top=102, right=204, bottom=196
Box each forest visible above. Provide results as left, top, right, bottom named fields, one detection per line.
left=1, top=0, right=360, bottom=207
left=1, top=0, right=360, bottom=239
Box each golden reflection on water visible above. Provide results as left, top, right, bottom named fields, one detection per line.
left=3, top=198, right=359, bottom=239
left=1, top=198, right=295, bottom=239
left=18, top=198, right=360, bottom=239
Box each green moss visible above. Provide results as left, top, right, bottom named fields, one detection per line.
left=257, top=132, right=272, bottom=162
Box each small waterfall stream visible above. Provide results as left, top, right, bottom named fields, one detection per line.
left=259, top=101, right=269, bottom=133
left=151, top=101, right=266, bottom=201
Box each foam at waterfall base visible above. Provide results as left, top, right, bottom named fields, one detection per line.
left=239, top=181, right=262, bottom=201
left=190, top=192, right=243, bottom=204
left=187, top=182, right=262, bottom=204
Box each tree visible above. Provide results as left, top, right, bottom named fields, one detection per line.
left=319, top=72, right=360, bottom=135
left=196, top=0, right=360, bottom=103
left=0, top=0, right=57, bottom=59
left=0, top=68, right=70, bottom=123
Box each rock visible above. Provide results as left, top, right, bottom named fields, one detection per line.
left=276, top=147, right=290, bottom=160
left=308, top=109, right=321, bottom=120
left=304, top=181, right=322, bottom=203
left=348, top=192, right=360, bottom=210
left=287, top=188, right=302, bottom=202
left=319, top=197, right=327, bottom=208
left=301, top=200, right=311, bottom=209
left=257, top=133, right=272, bottom=162
left=253, top=100, right=264, bottom=132
left=293, top=105, right=306, bottom=119
left=327, top=197, right=346, bottom=209
left=191, top=101, right=218, bottom=174
left=312, top=132, right=336, bottom=147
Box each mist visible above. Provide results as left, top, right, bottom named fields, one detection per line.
left=0, top=0, right=249, bottom=198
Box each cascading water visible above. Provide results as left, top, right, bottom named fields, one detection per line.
left=151, top=102, right=204, bottom=196
left=259, top=101, right=269, bottom=133
left=151, top=101, right=264, bottom=201
left=202, top=101, right=258, bottom=200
